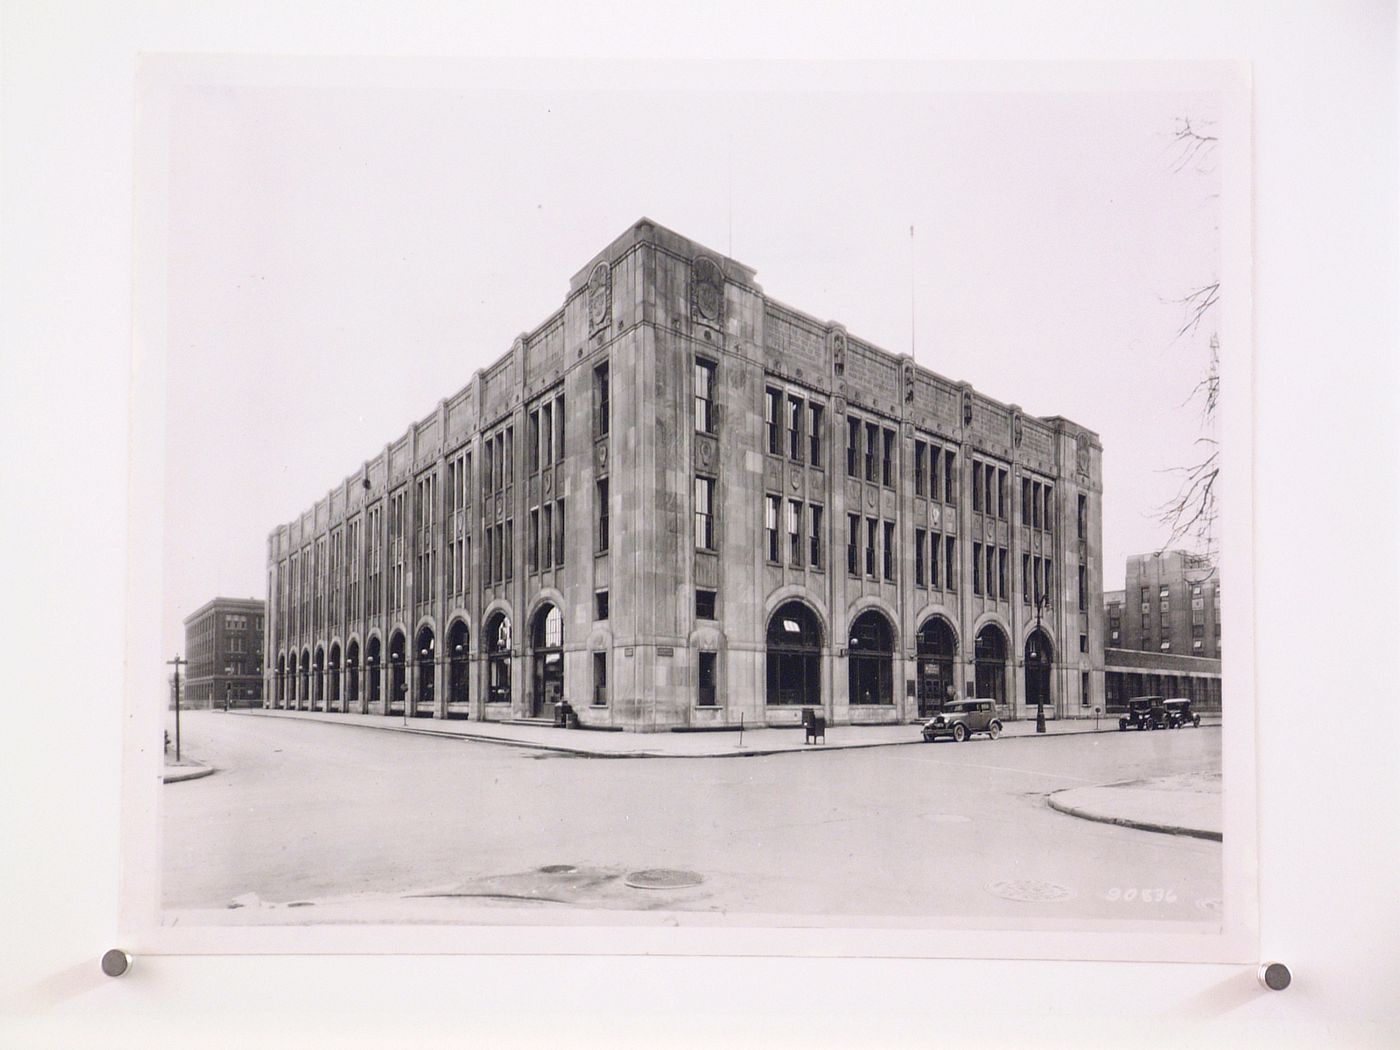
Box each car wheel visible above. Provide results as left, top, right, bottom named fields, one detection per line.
left=952, top=723, right=967, bottom=743
left=988, top=720, right=1002, bottom=740
left=922, top=732, right=934, bottom=742
left=1145, top=720, right=1155, bottom=730
left=1194, top=716, right=1201, bottom=727
left=1118, top=719, right=1127, bottom=731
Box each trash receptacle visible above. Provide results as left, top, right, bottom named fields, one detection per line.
left=553, top=701, right=566, bottom=727
left=562, top=701, right=576, bottom=729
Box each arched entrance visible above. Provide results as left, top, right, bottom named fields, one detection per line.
left=328, top=643, right=341, bottom=710
left=299, top=649, right=311, bottom=710
left=1025, top=628, right=1053, bottom=716
left=485, top=612, right=512, bottom=708
left=365, top=636, right=381, bottom=705
left=530, top=604, right=564, bottom=718
left=848, top=610, right=894, bottom=706
left=447, top=620, right=470, bottom=716
left=415, top=626, right=436, bottom=716
left=275, top=653, right=286, bottom=706
left=766, top=601, right=822, bottom=707
left=388, top=630, right=407, bottom=714
left=345, top=640, right=360, bottom=709
left=916, top=616, right=957, bottom=716
left=974, top=625, right=1007, bottom=703
left=313, top=646, right=325, bottom=710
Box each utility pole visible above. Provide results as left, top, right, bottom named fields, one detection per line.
left=167, top=654, right=188, bottom=762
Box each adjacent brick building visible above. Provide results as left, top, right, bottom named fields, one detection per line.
left=1102, top=550, right=1222, bottom=711
left=183, top=597, right=265, bottom=708
left=264, top=219, right=1105, bottom=731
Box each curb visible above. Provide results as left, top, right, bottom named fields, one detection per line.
left=1044, top=791, right=1222, bottom=842
left=163, top=763, right=215, bottom=783
left=235, top=709, right=1220, bottom=760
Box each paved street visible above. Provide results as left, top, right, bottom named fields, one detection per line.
left=163, top=711, right=1222, bottom=924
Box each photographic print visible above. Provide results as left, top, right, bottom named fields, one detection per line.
left=125, top=57, right=1253, bottom=958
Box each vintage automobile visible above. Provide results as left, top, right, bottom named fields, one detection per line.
left=1118, top=696, right=1170, bottom=731
left=1163, top=698, right=1202, bottom=728
left=921, top=700, right=1002, bottom=742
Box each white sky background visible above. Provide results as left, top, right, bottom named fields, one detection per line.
left=161, top=73, right=1221, bottom=655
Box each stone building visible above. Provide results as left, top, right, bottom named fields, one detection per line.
left=263, top=219, right=1105, bottom=731
left=183, top=597, right=265, bottom=708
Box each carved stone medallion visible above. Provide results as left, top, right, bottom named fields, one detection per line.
left=1075, top=432, right=1091, bottom=476
left=692, top=257, right=723, bottom=327
left=588, top=262, right=611, bottom=332
left=789, top=467, right=802, bottom=491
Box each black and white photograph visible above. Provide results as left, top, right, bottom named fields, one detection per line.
left=127, top=57, right=1254, bottom=954
left=5, top=4, right=1399, bottom=1049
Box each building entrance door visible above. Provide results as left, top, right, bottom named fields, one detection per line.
left=530, top=604, right=564, bottom=719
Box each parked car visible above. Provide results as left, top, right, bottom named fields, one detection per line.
left=922, top=700, right=1002, bottom=742
left=1118, top=696, right=1169, bottom=731
left=1163, top=698, right=1201, bottom=728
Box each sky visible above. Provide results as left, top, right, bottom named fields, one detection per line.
left=157, top=64, right=1224, bottom=656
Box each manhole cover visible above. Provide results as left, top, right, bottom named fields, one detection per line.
left=1196, top=898, right=1223, bottom=915
left=624, top=868, right=704, bottom=890
left=539, top=864, right=579, bottom=875
left=984, top=879, right=1075, bottom=903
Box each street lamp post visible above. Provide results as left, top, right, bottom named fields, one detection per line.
left=1032, top=592, right=1050, bottom=734
left=224, top=665, right=232, bottom=712
left=166, top=654, right=188, bottom=762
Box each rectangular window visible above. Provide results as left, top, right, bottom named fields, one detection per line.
left=972, top=541, right=983, bottom=595
left=766, top=495, right=780, bottom=563
left=944, top=450, right=957, bottom=504
left=528, top=508, right=540, bottom=574
left=809, top=504, right=823, bottom=570
left=914, top=441, right=927, bottom=496
left=503, top=519, right=512, bottom=581
left=915, top=527, right=927, bottom=586
left=541, top=504, right=553, bottom=569
left=1022, top=477, right=1031, bottom=523
left=695, top=589, right=717, bottom=620
left=766, top=388, right=783, bottom=454
left=1044, top=486, right=1054, bottom=533
left=808, top=403, right=823, bottom=466
left=554, top=498, right=564, bottom=569
left=1023, top=554, right=1031, bottom=604
left=865, top=422, right=878, bottom=481
left=847, top=514, right=860, bottom=576
left=595, top=363, right=610, bottom=438
left=972, top=461, right=983, bottom=512
left=503, top=428, right=513, bottom=489
left=882, top=428, right=895, bottom=487
left=554, top=393, right=565, bottom=461
left=984, top=466, right=995, bottom=518
left=1043, top=557, right=1052, bottom=601
left=998, top=548, right=1007, bottom=599
left=1032, top=481, right=1042, bottom=529
left=1077, top=494, right=1088, bottom=540
left=998, top=468, right=1008, bottom=520
left=787, top=395, right=803, bottom=460
left=930, top=531, right=941, bottom=588
left=929, top=444, right=940, bottom=501
left=945, top=534, right=957, bottom=590
left=595, top=590, right=609, bottom=621
left=593, top=652, right=608, bottom=706
left=695, top=358, right=716, bottom=433
left=698, top=651, right=718, bottom=707
left=529, top=406, right=542, bottom=472
left=846, top=416, right=860, bottom=477
left=986, top=545, right=996, bottom=599
left=1081, top=670, right=1090, bottom=707
left=865, top=518, right=877, bottom=577
left=1079, top=565, right=1088, bottom=612
left=883, top=520, right=895, bottom=581
left=788, top=499, right=803, bottom=566
left=1033, top=557, right=1042, bottom=603
left=695, top=477, right=715, bottom=550
left=1080, top=634, right=1088, bottom=653
left=596, top=479, right=609, bottom=552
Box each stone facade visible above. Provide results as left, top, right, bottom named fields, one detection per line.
left=183, top=597, right=265, bottom=708
left=263, top=219, right=1105, bottom=731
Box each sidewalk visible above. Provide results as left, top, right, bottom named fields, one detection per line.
left=163, top=759, right=215, bottom=783
left=1046, top=771, right=1222, bottom=841
left=236, top=707, right=1220, bottom=759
